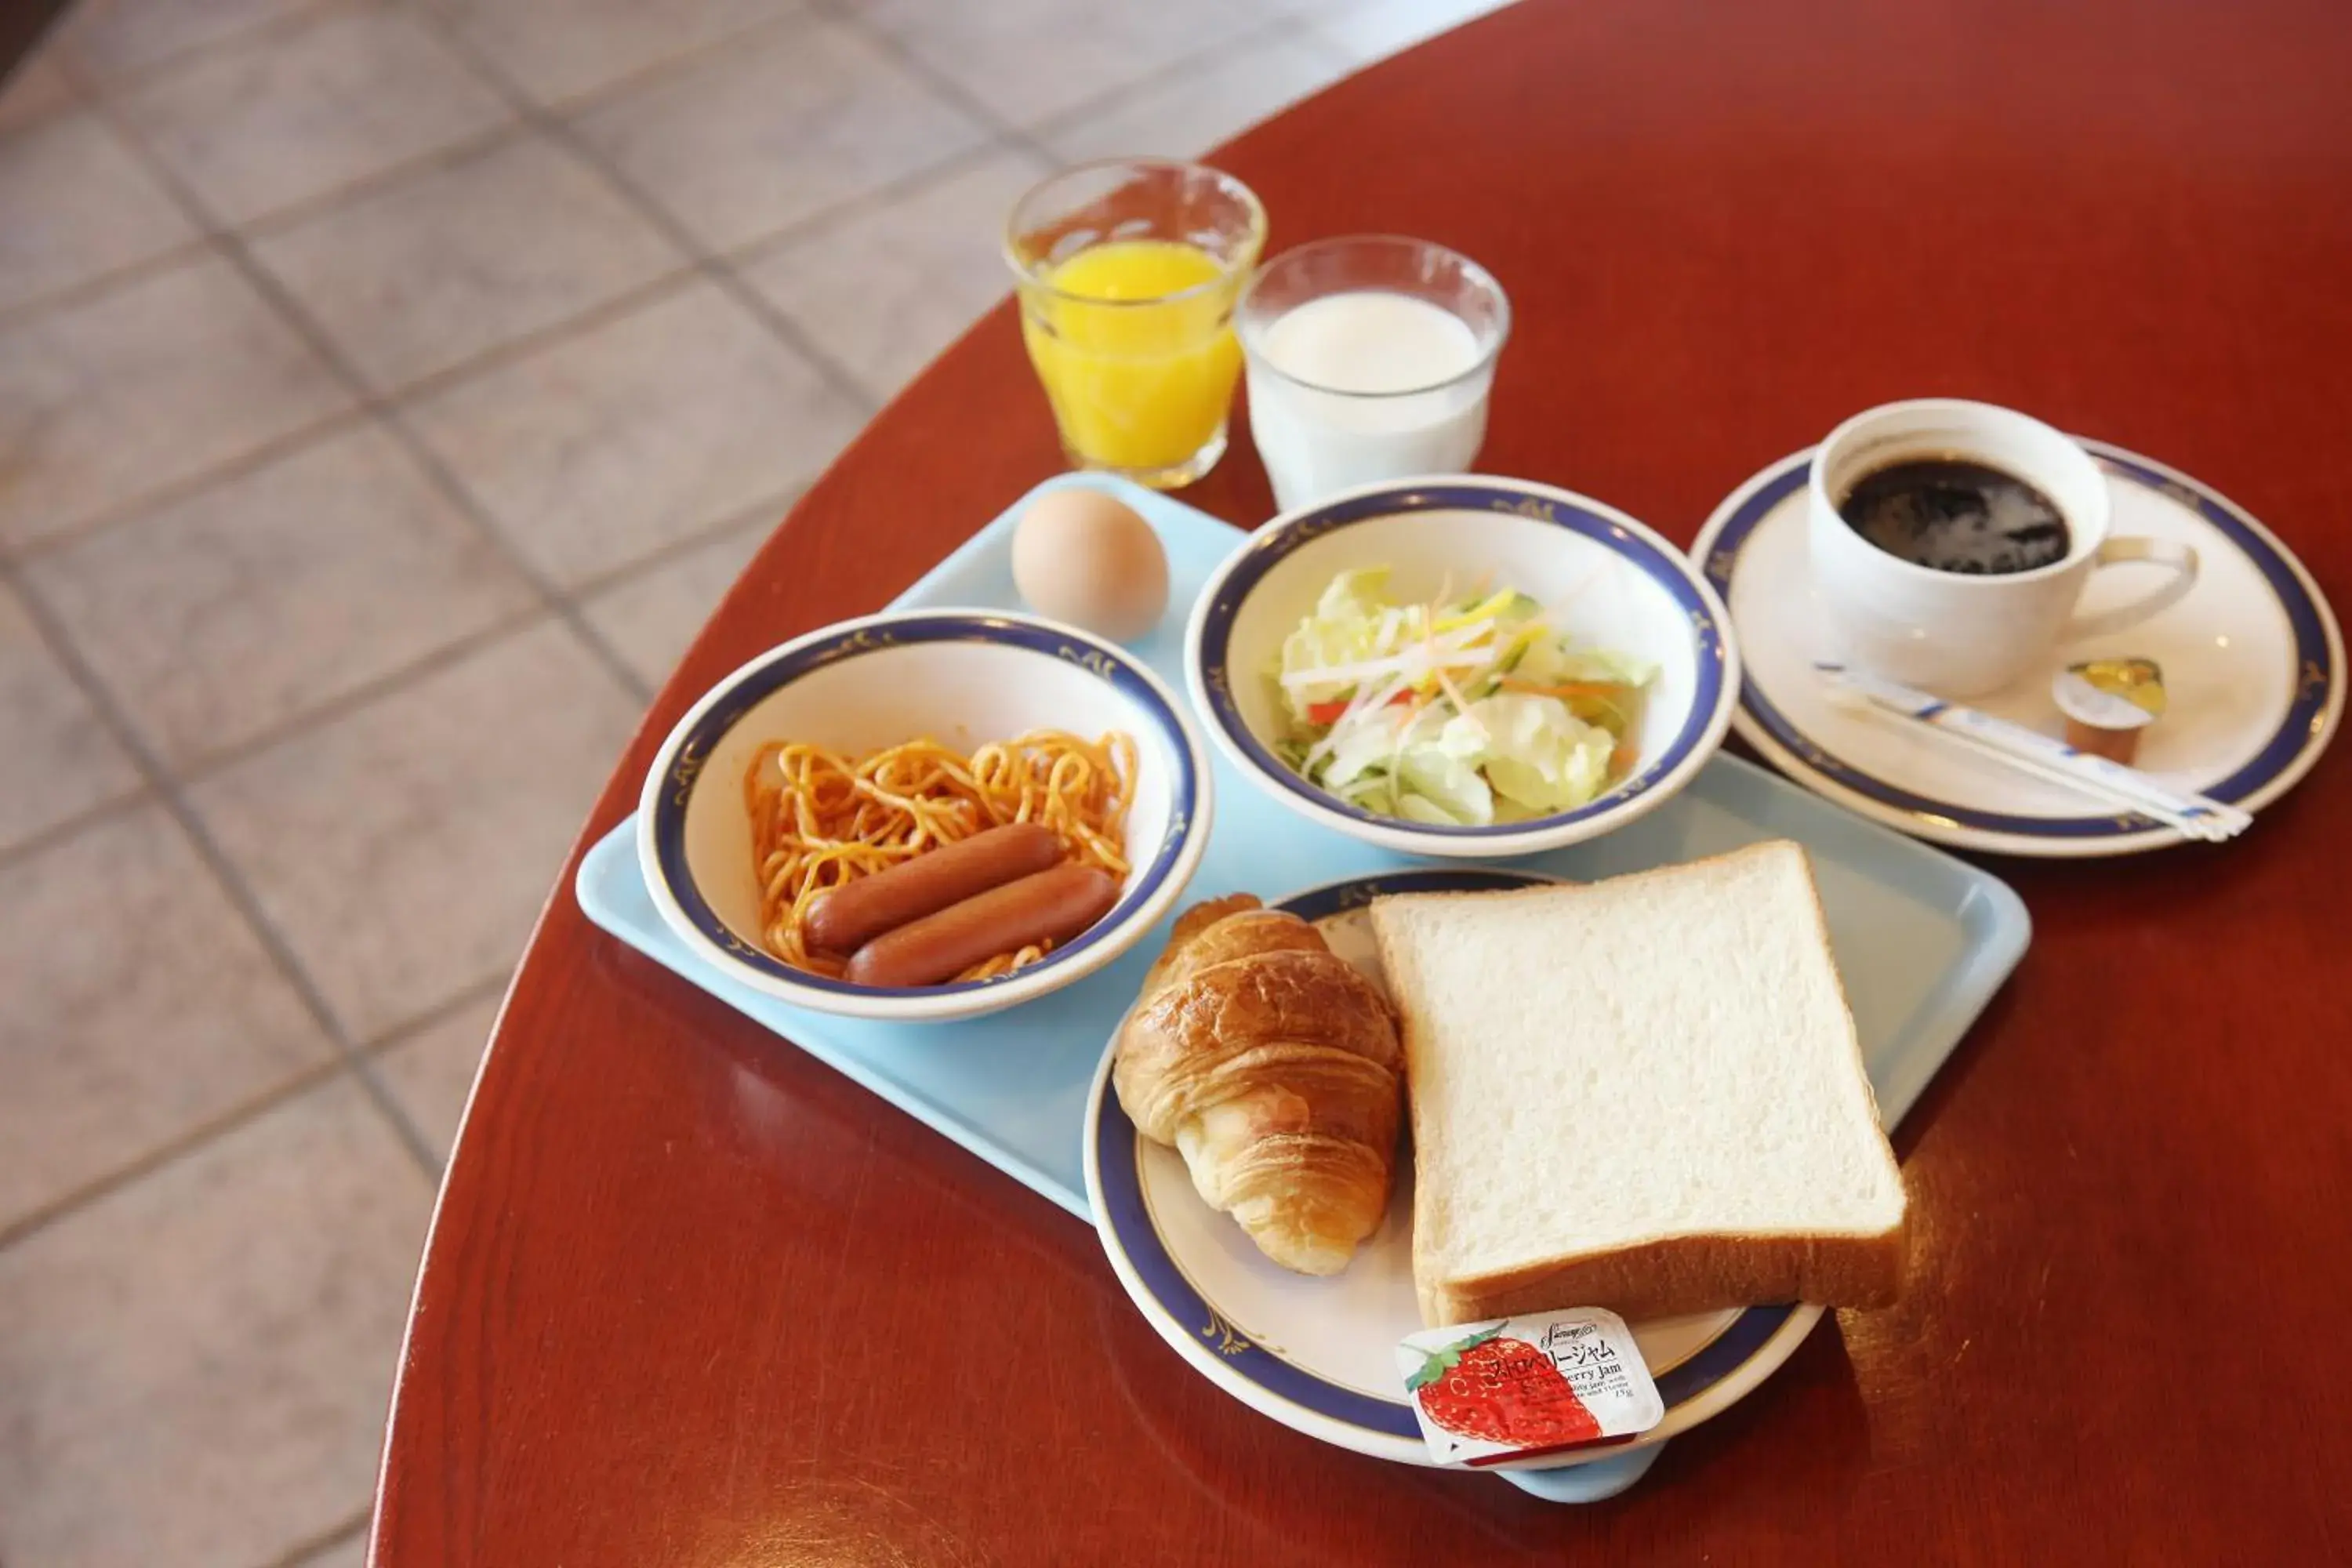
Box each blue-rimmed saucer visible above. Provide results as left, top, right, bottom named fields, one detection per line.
left=637, top=609, right=1212, bottom=1023
left=1692, top=441, right=2343, bottom=857
left=1082, top=868, right=1822, bottom=1475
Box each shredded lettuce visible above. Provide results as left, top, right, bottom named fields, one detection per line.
left=1318, top=701, right=1412, bottom=791
left=1269, top=568, right=1654, bottom=824
left=1472, top=694, right=1614, bottom=814
left=1277, top=568, right=1400, bottom=710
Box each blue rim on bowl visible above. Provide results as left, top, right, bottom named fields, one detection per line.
left=1084, top=868, right=1813, bottom=1468
left=1695, top=442, right=2343, bottom=845
left=1185, top=478, right=1740, bottom=852
left=637, top=610, right=1211, bottom=1018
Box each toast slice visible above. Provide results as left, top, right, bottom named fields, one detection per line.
left=1369, top=841, right=1907, bottom=1326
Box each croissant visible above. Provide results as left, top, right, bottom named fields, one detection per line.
left=1113, top=895, right=1404, bottom=1276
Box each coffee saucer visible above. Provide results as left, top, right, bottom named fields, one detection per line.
left=1690, top=441, right=2342, bottom=857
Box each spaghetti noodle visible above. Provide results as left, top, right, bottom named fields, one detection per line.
left=746, top=729, right=1137, bottom=981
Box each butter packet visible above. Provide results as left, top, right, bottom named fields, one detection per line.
left=1395, top=1308, right=1664, bottom=1467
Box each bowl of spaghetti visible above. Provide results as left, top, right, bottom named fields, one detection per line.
left=637, top=609, right=1211, bottom=1022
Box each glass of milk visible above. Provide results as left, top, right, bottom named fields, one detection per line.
left=1237, top=235, right=1510, bottom=513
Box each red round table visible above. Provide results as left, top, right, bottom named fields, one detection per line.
left=372, top=2, right=2352, bottom=1560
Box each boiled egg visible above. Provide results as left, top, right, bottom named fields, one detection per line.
left=1010, top=488, right=1169, bottom=643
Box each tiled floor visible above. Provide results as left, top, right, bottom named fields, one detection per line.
left=0, top=0, right=1507, bottom=1561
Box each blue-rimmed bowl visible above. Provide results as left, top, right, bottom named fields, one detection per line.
left=637, top=610, right=1211, bottom=1023
left=1185, top=477, right=1740, bottom=858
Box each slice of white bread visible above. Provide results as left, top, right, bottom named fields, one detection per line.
left=1370, top=840, right=1907, bottom=1327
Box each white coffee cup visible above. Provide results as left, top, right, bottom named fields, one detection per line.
left=1808, top=399, right=2199, bottom=697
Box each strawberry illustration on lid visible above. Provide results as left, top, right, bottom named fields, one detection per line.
left=1406, top=1324, right=1602, bottom=1448
left=1395, top=1308, right=1664, bottom=1467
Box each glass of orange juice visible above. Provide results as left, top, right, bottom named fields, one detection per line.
left=1004, top=159, right=1267, bottom=489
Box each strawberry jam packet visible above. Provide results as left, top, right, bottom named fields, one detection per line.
left=1395, top=1308, right=1664, bottom=1467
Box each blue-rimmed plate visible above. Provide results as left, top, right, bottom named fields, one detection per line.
left=637, top=608, right=1212, bottom=1024
left=1693, top=442, right=2343, bottom=857
left=1185, top=477, right=1740, bottom=861
left=1081, top=868, right=1821, bottom=1472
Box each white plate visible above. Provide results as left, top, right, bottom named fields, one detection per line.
left=1690, top=441, right=2343, bottom=856
left=1081, top=868, right=1823, bottom=1473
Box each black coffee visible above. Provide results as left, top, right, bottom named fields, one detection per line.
left=1838, top=458, right=2071, bottom=575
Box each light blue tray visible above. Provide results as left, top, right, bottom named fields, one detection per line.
left=574, top=474, right=2031, bottom=1503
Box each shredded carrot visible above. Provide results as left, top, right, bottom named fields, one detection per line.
left=1500, top=679, right=1632, bottom=700
left=1305, top=690, right=1414, bottom=727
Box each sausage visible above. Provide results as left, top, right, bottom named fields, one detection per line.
left=804, top=822, right=1065, bottom=954
left=845, top=864, right=1120, bottom=989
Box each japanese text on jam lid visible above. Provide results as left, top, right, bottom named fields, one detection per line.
left=1394, top=1307, right=1664, bottom=1467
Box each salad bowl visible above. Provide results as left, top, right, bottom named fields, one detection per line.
left=1185, top=477, right=1739, bottom=858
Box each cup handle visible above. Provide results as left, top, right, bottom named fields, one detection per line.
left=2063, top=537, right=2200, bottom=641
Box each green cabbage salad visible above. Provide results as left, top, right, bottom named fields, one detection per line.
left=1270, top=567, right=1657, bottom=826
